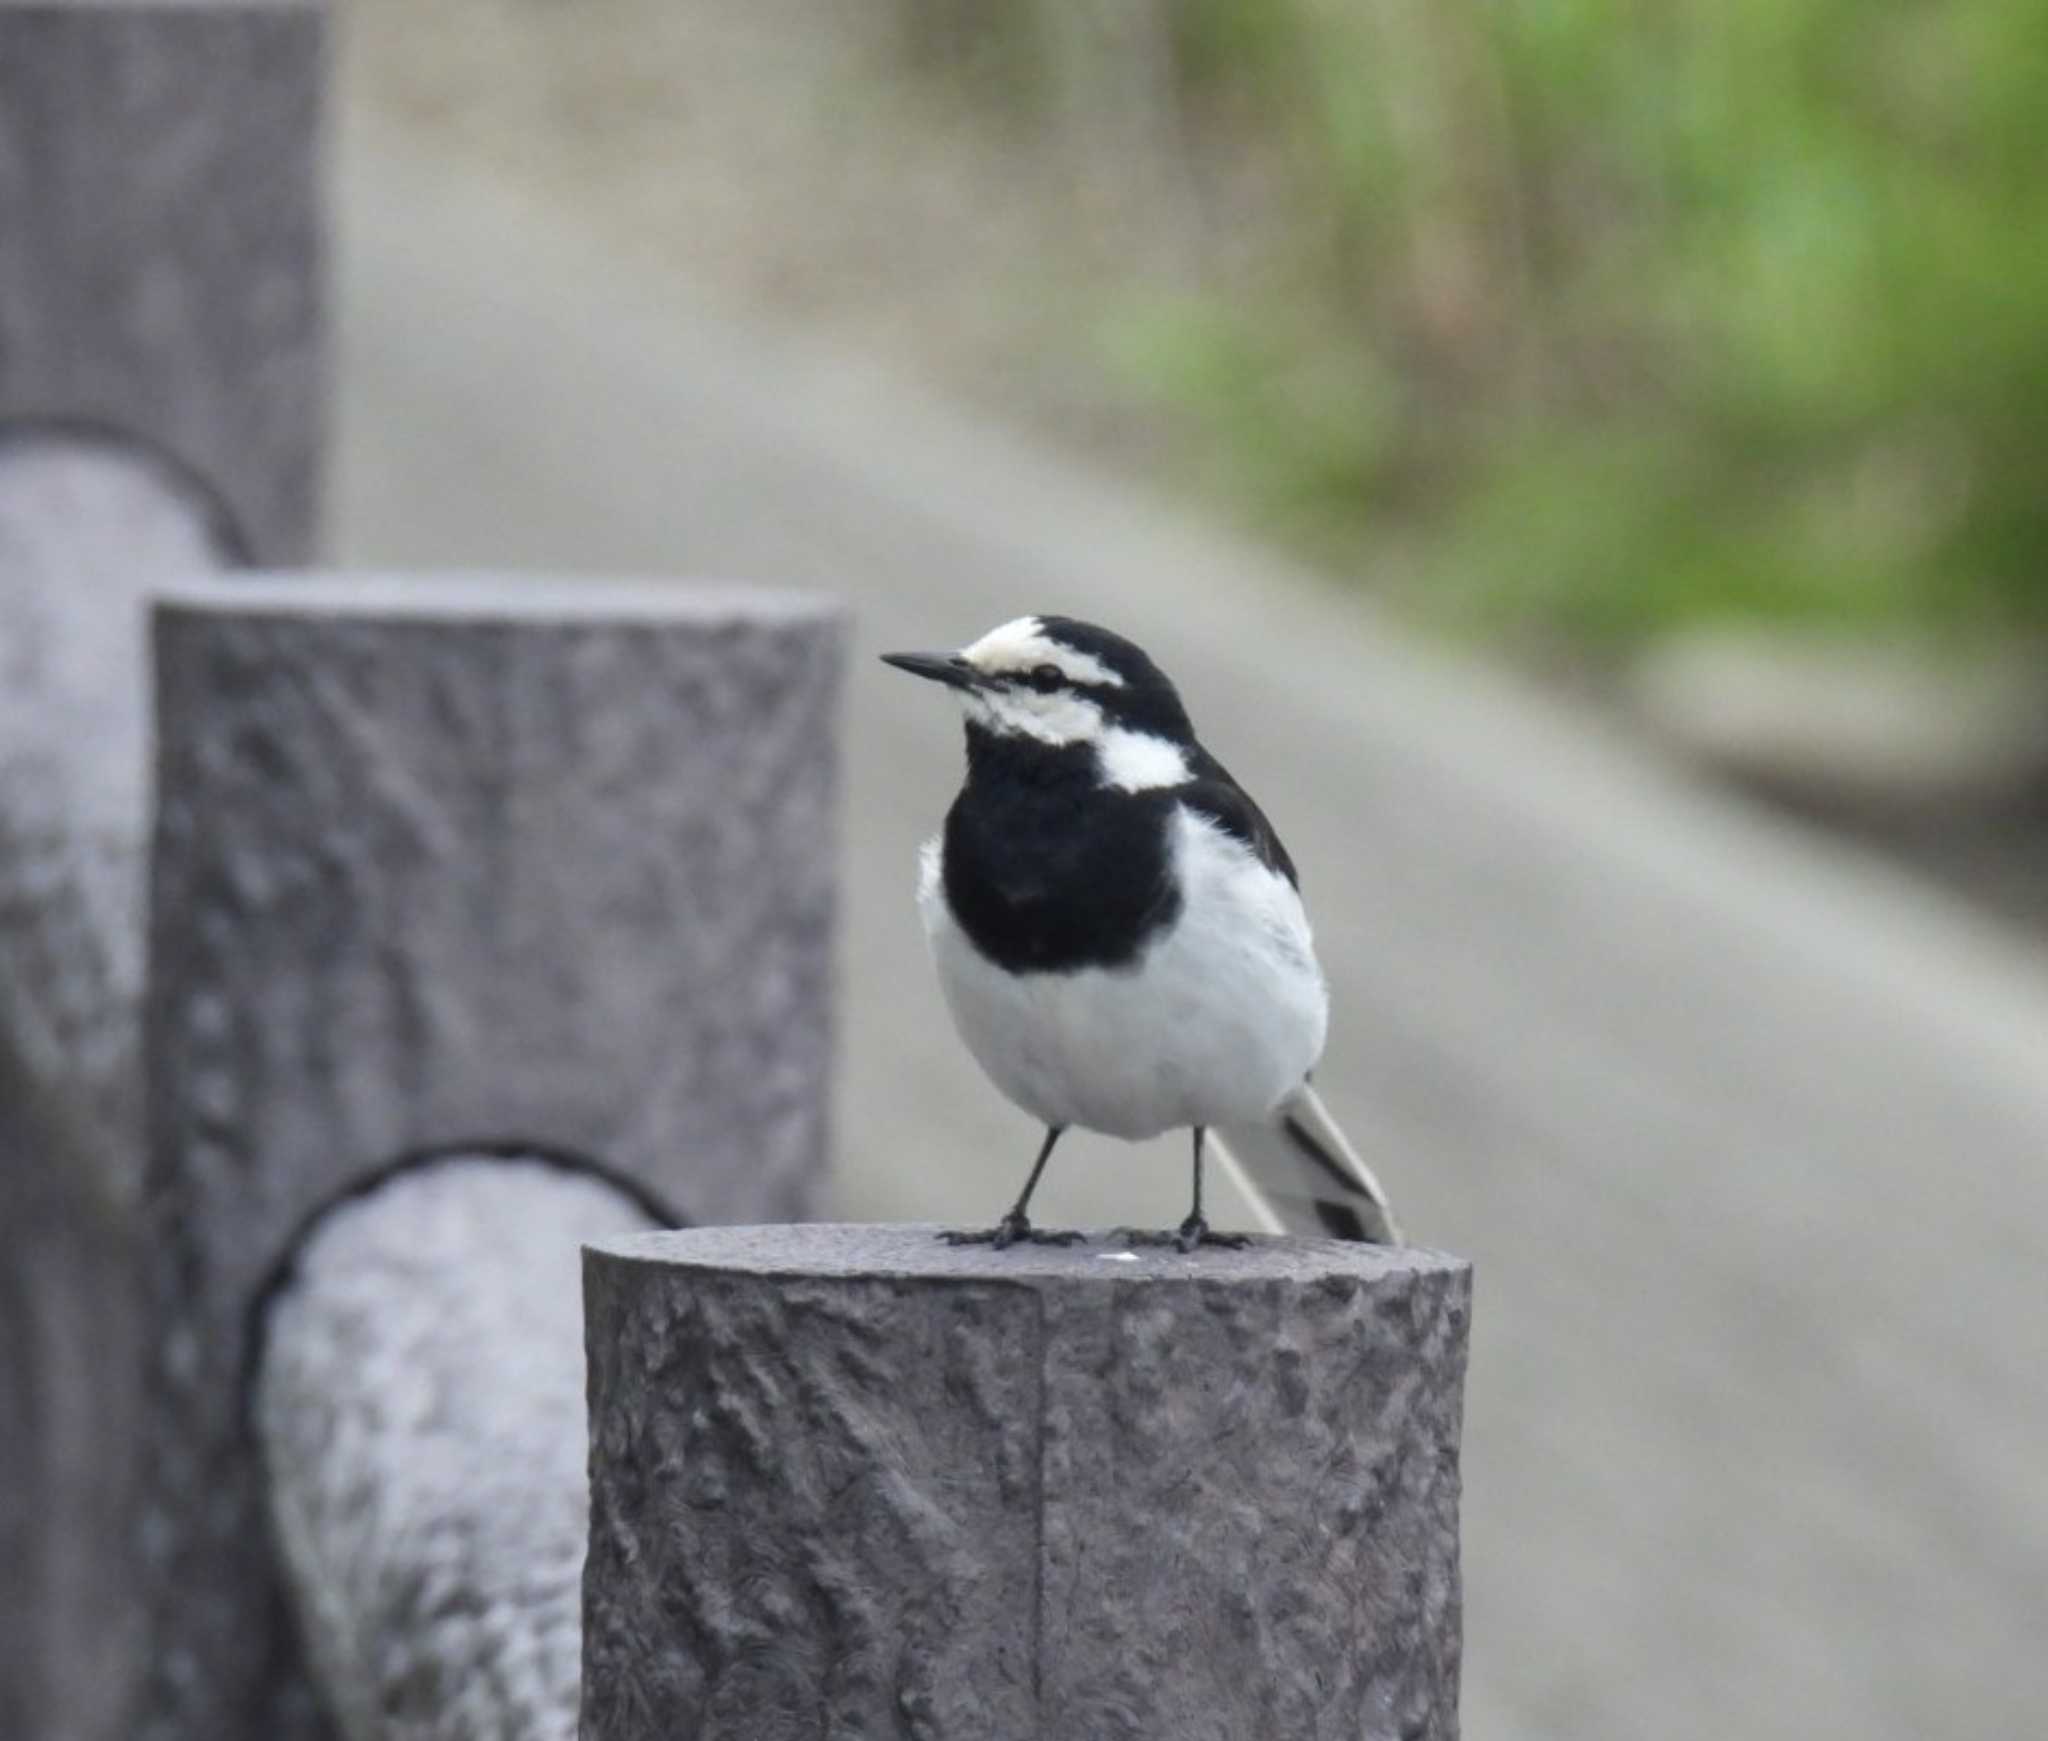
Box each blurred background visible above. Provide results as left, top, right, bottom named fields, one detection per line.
left=8, top=1, right=2046, bottom=1737
left=325, top=7, right=2048, bottom=1738
left=350, top=0, right=2048, bottom=910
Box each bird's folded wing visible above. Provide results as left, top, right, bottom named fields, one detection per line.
left=1211, top=1084, right=1403, bottom=1245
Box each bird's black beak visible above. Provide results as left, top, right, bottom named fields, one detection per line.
left=880, top=650, right=982, bottom=690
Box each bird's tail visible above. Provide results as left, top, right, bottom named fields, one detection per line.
left=1210, top=1083, right=1403, bottom=1245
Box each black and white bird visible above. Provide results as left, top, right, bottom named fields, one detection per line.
left=883, top=614, right=1401, bottom=1252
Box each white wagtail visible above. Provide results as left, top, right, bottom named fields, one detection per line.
left=883, top=614, right=1402, bottom=1252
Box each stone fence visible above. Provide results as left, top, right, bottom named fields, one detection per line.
left=0, top=6, right=1471, bottom=1738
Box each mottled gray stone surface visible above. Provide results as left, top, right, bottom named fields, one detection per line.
left=0, top=434, right=233, bottom=1741
left=257, top=1155, right=658, bottom=1741
left=140, top=577, right=843, bottom=1741
left=0, top=0, right=324, bottom=561
left=583, top=1225, right=1470, bottom=1741
left=0, top=434, right=234, bottom=1181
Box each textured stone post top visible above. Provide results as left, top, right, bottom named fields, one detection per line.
left=583, top=1224, right=1470, bottom=1741
left=153, top=571, right=834, bottom=624
left=587, top=1220, right=1467, bottom=1288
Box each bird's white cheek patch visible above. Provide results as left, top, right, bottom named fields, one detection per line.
left=963, top=688, right=1103, bottom=746
left=1097, top=728, right=1190, bottom=792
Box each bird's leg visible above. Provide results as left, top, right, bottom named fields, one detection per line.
left=1175, top=1127, right=1252, bottom=1251
left=1124, top=1128, right=1251, bottom=1252
left=941, top=1126, right=1083, bottom=1249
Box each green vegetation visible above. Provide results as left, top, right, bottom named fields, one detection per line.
left=896, top=0, right=2048, bottom=647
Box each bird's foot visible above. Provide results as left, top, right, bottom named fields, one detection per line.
left=1119, top=1216, right=1253, bottom=1255
left=940, top=1212, right=1084, bottom=1251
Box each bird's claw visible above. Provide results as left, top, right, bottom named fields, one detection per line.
left=1117, top=1217, right=1251, bottom=1254
left=1177, top=1217, right=1251, bottom=1254
left=940, top=1213, right=1084, bottom=1251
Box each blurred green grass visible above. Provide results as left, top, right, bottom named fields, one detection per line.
left=896, top=0, right=2048, bottom=647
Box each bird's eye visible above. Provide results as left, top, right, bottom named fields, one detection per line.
left=1029, top=663, right=1065, bottom=689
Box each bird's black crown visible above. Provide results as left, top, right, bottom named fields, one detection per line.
left=1033, top=616, right=1195, bottom=742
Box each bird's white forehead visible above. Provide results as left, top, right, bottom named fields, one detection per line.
left=960, top=617, right=1124, bottom=688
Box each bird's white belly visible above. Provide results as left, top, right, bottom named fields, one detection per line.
left=917, top=811, right=1328, bottom=1139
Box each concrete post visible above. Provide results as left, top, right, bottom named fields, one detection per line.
left=255, top=1152, right=661, bottom=1741
left=0, top=0, right=325, bottom=562
left=140, top=577, right=844, bottom=1741
left=0, top=431, right=236, bottom=1741
left=582, top=1225, right=1471, bottom=1741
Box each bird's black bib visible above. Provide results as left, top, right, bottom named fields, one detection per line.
left=941, top=735, right=1182, bottom=975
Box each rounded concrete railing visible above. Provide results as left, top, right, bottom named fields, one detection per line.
left=255, top=1155, right=660, bottom=1741
left=0, top=428, right=241, bottom=1741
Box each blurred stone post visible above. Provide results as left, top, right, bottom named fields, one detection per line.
left=140, top=578, right=844, bottom=1740
left=0, top=433, right=238, bottom=1741
left=0, top=0, right=325, bottom=562
left=582, top=1225, right=1471, bottom=1741
left=2, top=7, right=322, bottom=1731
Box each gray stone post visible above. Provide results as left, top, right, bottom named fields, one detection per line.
left=141, top=577, right=844, bottom=1741
left=255, top=1153, right=661, bottom=1741
left=0, top=432, right=237, bottom=1741
left=0, top=0, right=325, bottom=562
left=581, top=1225, right=1471, bottom=1741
